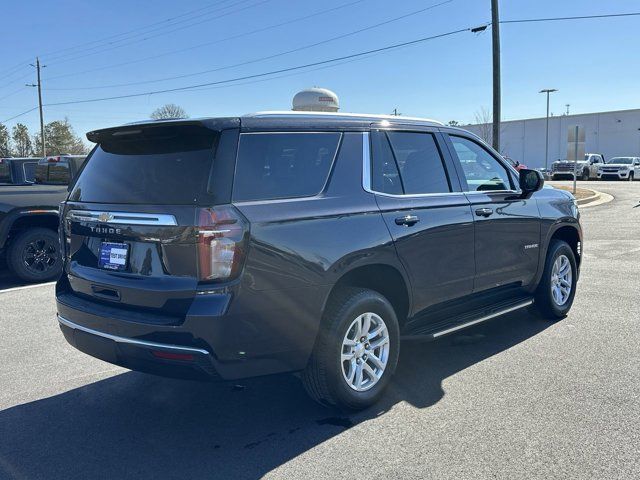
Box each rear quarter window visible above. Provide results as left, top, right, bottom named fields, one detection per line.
left=232, top=132, right=341, bottom=202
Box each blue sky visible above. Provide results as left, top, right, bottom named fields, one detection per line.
left=0, top=0, right=638, bottom=140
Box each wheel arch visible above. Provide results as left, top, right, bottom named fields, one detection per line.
left=322, top=263, right=412, bottom=328
left=0, top=211, right=60, bottom=249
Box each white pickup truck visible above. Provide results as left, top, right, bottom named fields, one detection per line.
left=551, top=153, right=605, bottom=180
left=597, top=157, right=640, bottom=181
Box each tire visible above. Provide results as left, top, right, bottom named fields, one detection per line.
left=7, top=228, right=62, bottom=282
left=301, top=287, right=400, bottom=411
left=628, top=172, right=634, bottom=181
left=581, top=170, right=589, bottom=181
left=533, top=240, right=578, bottom=320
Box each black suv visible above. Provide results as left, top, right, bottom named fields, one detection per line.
left=56, top=113, right=582, bottom=410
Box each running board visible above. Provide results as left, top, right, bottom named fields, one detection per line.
left=401, top=297, right=534, bottom=340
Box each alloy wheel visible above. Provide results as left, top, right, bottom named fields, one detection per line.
left=22, top=238, right=57, bottom=274
left=341, top=312, right=390, bottom=392
left=550, top=254, right=572, bottom=306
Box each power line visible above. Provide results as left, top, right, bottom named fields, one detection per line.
left=39, top=27, right=474, bottom=107
left=0, top=0, right=240, bottom=77
left=44, top=0, right=366, bottom=82
left=1, top=107, right=38, bottom=123
left=43, top=0, right=273, bottom=66
left=500, top=12, right=640, bottom=24
left=39, top=0, right=239, bottom=60
left=45, top=0, right=454, bottom=91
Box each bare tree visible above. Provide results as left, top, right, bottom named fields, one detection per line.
left=150, top=104, right=189, bottom=120
left=447, top=120, right=460, bottom=127
left=474, top=107, right=493, bottom=145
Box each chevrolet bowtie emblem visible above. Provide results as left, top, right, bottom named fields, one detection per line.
left=98, top=212, right=114, bottom=223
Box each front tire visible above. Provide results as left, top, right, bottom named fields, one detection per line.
left=302, top=287, right=400, bottom=411
left=7, top=228, right=62, bottom=282
left=581, top=170, right=589, bottom=181
left=629, top=172, right=634, bottom=181
left=533, top=240, right=578, bottom=320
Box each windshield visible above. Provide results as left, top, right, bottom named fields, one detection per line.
left=607, top=157, right=634, bottom=164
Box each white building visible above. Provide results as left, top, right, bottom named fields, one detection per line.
left=463, top=108, right=640, bottom=168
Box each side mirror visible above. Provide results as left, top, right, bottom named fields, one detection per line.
left=518, top=169, right=544, bottom=198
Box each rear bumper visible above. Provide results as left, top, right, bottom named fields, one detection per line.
left=58, top=314, right=219, bottom=380
left=56, top=279, right=322, bottom=380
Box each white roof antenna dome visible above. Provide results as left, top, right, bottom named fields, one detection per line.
left=292, top=87, right=339, bottom=112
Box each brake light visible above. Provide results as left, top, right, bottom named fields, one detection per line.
left=197, top=206, right=248, bottom=282
left=47, top=156, right=61, bottom=163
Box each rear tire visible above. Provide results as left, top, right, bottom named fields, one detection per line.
left=302, top=287, right=400, bottom=411
left=533, top=240, right=577, bottom=320
left=7, top=228, right=62, bottom=282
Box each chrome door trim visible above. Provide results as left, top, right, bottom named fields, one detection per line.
left=67, top=210, right=178, bottom=226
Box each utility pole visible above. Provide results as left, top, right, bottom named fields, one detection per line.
left=539, top=88, right=557, bottom=172
left=491, top=0, right=501, bottom=152
left=565, top=104, right=570, bottom=116
left=391, top=108, right=401, bottom=116
left=27, top=57, right=46, bottom=157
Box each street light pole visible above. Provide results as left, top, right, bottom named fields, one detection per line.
left=491, top=0, right=501, bottom=152
left=540, top=88, right=557, bottom=171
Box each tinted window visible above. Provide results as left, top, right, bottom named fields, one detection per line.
left=385, top=132, right=450, bottom=194
left=69, top=126, right=217, bottom=205
left=371, top=131, right=402, bottom=195
left=233, top=133, right=340, bottom=202
left=450, top=136, right=512, bottom=192
left=22, top=162, right=37, bottom=182
left=35, top=162, right=70, bottom=185
left=0, top=162, right=12, bottom=184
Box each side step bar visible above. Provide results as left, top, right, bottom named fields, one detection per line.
left=402, top=298, right=534, bottom=340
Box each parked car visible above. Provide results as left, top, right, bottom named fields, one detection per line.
left=597, top=157, right=640, bottom=181
left=56, top=113, right=582, bottom=410
left=0, top=154, right=87, bottom=282
left=0, top=157, right=40, bottom=185
left=504, top=156, right=527, bottom=171
left=551, top=153, right=605, bottom=180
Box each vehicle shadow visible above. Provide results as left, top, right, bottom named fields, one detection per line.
left=0, top=310, right=552, bottom=479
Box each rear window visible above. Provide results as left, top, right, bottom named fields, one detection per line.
left=69, top=125, right=218, bottom=205
left=233, top=132, right=341, bottom=202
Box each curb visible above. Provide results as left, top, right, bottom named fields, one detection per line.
left=578, top=189, right=614, bottom=208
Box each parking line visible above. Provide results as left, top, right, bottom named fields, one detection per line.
left=0, top=282, right=55, bottom=294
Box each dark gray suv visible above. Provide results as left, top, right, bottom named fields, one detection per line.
left=56, top=112, right=582, bottom=410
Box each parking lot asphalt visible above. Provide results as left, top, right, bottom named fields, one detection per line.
left=0, top=181, right=638, bottom=479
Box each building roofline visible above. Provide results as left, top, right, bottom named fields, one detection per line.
left=464, top=106, right=640, bottom=127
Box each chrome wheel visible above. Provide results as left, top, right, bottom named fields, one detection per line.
left=341, top=312, right=390, bottom=392
left=550, top=254, right=572, bottom=306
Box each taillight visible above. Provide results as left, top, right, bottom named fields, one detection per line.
left=47, top=156, right=61, bottom=163
left=197, top=206, right=248, bottom=282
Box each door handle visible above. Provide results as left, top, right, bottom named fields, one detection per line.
left=475, top=207, right=494, bottom=218
left=395, top=215, right=420, bottom=226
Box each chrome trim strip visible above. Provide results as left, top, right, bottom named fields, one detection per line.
left=67, top=210, right=177, bottom=226
left=57, top=314, right=210, bottom=355
left=431, top=299, right=533, bottom=338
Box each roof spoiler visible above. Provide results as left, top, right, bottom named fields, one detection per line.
left=86, top=118, right=240, bottom=143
